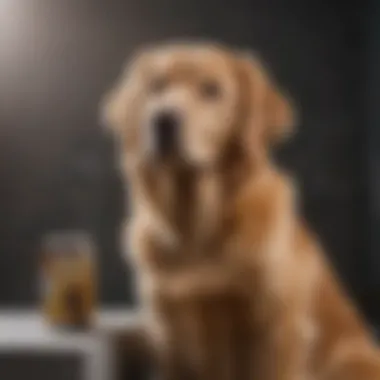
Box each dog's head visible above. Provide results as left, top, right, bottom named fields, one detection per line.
left=101, top=43, right=296, bottom=170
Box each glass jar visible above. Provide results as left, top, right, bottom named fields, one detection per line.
left=40, top=231, right=97, bottom=329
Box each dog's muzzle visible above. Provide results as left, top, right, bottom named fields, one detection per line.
left=151, top=109, right=180, bottom=157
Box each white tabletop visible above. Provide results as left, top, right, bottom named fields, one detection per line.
left=0, top=309, right=137, bottom=353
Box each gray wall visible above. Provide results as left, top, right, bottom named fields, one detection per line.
left=366, top=0, right=380, bottom=321
left=0, top=1, right=369, bottom=308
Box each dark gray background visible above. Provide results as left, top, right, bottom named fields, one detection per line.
left=0, top=0, right=373, bottom=317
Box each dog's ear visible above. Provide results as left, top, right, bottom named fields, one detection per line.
left=99, top=68, right=129, bottom=135
left=236, top=53, right=297, bottom=152
left=99, top=51, right=148, bottom=146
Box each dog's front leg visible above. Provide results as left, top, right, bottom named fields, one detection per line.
left=256, top=312, right=311, bottom=380
left=154, top=345, right=195, bottom=380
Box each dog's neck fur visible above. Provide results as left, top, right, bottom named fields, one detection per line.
left=128, top=143, right=273, bottom=257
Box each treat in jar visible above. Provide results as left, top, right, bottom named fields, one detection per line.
left=40, top=231, right=97, bottom=329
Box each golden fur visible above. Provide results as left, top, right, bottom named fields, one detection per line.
left=102, top=42, right=380, bottom=380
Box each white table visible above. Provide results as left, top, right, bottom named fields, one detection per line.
left=0, top=310, right=138, bottom=380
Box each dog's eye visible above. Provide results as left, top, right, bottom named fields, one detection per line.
left=149, top=76, right=168, bottom=94
left=199, top=80, right=221, bottom=100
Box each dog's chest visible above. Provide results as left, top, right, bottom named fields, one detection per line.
left=152, top=293, right=255, bottom=380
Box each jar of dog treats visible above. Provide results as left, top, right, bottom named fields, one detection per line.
left=40, top=232, right=97, bottom=329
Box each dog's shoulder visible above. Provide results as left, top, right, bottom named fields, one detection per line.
left=231, top=167, right=295, bottom=234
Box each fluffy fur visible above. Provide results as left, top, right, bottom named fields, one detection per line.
left=102, top=42, right=380, bottom=380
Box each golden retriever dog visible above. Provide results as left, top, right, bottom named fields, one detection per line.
left=101, top=42, right=380, bottom=380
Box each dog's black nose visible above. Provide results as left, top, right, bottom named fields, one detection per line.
left=152, top=110, right=180, bottom=156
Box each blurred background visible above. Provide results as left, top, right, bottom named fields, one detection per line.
left=0, top=0, right=376, bottom=324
